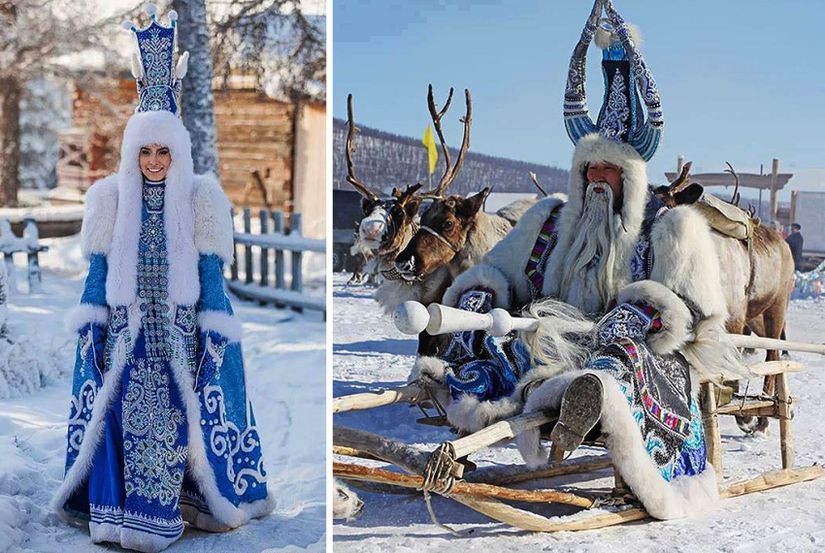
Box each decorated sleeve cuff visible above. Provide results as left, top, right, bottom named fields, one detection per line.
left=615, top=280, right=692, bottom=355
left=442, top=264, right=511, bottom=309
left=197, top=310, right=243, bottom=343
left=65, top=303, right=109, bottom=335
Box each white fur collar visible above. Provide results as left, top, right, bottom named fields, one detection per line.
left=81, top=111, right=234, bottom=307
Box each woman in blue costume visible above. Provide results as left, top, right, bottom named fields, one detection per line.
left=51, top=6, right=271, bottom=552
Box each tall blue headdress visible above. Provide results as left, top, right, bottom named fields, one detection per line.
left=563, top=0, right=662, bottom=161
left=121, top=4, right=189, bottom=115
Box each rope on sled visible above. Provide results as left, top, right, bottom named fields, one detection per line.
left=419, top=442, right=464, bottom=536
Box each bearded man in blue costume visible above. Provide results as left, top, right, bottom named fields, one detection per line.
left=411, top=0, right=746, bottom=521
left=51, top=6, right=271, bottom=552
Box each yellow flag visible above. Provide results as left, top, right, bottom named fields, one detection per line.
left=422, top=125, right=438, bottom=175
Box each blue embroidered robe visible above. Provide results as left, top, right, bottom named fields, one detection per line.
left=58, top=179, right=268, bottom=552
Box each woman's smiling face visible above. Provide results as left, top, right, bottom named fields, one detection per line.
left=139, top=144, right=172, bottom=181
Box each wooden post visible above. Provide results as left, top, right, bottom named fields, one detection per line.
left=3, top=253, right=15, bottom=295
left=242, top=208, right=253, bottom=284
left=676, top=155, right=685, bottom=174
left=770, top=158, right=780, bottom=223
left=229, top=208, right=239, bottom=281
left=700, top=381, right=722, bottom=474
left=290, top=213, right=304, bottom=313
left=259, top=209, right=269, bottom=287
left=23, top=219, right=41, bottom=294
left=776, top=372, right=793, bottom=469
left=272, top=210, right=286, bottom=308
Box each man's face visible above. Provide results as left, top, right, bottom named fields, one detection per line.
left=586, top=162, right=623, bottom=210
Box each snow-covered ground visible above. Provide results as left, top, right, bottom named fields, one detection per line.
left=332, top=272, right=825, bottom=552
left=0, top=236, right=326, bottom=553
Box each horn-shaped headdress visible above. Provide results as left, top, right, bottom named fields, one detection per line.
left=563, top=0, right=662, bottom=161
left=121, top=4, right=190, bottom=115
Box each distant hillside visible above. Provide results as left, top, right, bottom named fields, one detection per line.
left=332, top=118, right=569, bottom=196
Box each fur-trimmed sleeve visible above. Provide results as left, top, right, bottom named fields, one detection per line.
left=80, top=175, right=118, bottom=259
left=193, top=174, right=234, bottom=263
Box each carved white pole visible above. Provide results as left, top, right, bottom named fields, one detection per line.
left=395, top=301, right=825, bottom=355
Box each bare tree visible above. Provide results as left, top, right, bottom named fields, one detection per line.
left=0, top=0, right=132, bottom=206
left=209, top=0, right=325, bottom=100
left=173, top=0, right=219, bottom=175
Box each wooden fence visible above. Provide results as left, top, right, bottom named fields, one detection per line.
left=227, top=208, right=326, bottom=315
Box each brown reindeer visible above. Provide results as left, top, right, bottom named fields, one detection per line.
left=656, top=162, right=795, bottom=434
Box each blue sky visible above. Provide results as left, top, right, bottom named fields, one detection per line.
left=333, top=0, right=825, bottom=201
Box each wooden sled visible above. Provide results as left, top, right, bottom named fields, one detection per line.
left=333, top=309, right=825, bottom=531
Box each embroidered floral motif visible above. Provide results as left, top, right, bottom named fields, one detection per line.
left=123, top=358, right=187, bottom=506
left=600, top=69, right=631, bottom=140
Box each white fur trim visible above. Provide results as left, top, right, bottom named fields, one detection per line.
left=442, top=264, right=511, bottom=309
left=544, top=134, right=647, bottom=301
left=91, top=522, right=180, bottom=553
left=106, top=111, right=200, bottom=306
left=198, top=310, right=243, bottom=343
left=516, top=370, right=719, bottom=520
left=616, top=280, right=692, bottom=355
left=444, top=195, right=566, bottom=310
left=408, top=356, right=448, bottom=384
left=445, top=394, right=522, bottom=434
left=193, top=174, right=234, bottom=263
left=649, top=206, right=728, bottom=322
left=64, top=304, right=109, bottom=334
left=81, top=175, right=118, bottom=258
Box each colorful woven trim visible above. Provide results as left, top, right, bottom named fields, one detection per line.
left=615, top=338, right=690, bottom=437
left=524, top=206, right=562, bottom=299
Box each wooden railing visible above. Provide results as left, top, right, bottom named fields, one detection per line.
left=227, top=208, right=326, bottom=315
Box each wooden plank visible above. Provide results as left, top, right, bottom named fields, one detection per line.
left=332, top=384, right=422, bottom=414
left=716, top=399, right=776, bottom=415
left=259, top=209, right=270, bottom=287
left=233, top=232, right=325, bottom=253
left=747, top=361, right=804, bottom=376
left=227, top=280, right=325, bottom=312
left=242, top=208, right=253, bottom=284
left=290, top=214, right=304, bottom=305
left=720, top=465, right=824, bottom=497
left=272, top=211, right=286, bottom=292
left=449, top=412, right=555, bottom=459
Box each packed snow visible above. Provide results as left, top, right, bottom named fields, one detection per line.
left=332, top=273, right=825, bottom=552
left=0, top=235, right=326, bottom=553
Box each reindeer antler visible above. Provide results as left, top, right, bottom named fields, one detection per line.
left=346, top=94, right=379, bottom=201
left=725, top=161, right=741, bottom=207
left=427, top=84, right=472, bottom=197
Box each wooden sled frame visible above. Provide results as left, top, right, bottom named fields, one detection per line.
left=333, top=356, right=825, bottom=532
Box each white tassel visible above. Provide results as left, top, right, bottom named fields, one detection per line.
left=130, top=53, right=144, bottom=80
left=144, top=3, right=158, bottom=17
left=121, top=19, right=135, bottom=31
left=168, top=10, right=178, bottom=22
left=175, top=51, right=189, bottom=79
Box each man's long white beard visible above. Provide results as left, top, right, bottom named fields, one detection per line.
left=557, top=182, right=620, bottom=315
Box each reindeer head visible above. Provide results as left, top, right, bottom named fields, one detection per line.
left=346, top=94, right=423, bottom=255
left=395, top=188, right=489, bottom=280
left=654, top=161, right=704, bottom=207
left=357, top=183, right=423, bottom=254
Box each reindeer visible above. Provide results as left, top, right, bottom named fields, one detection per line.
left=345, top=94, right=424, bottom=286
left=656, top=162, right=795, bottom=434
left=391, top=86, right=523, bottom=355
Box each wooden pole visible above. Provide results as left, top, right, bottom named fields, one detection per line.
left=229, top=207, right=239, bottom=281
left=448, top=412, right=555, bottom=459
left=259, top=209, right=269, bottom=287
left=770, top=158, right=780, bottom=223
left=243, top=208, right=253, bottom=284
left=332, top=383, right=422, bottom=414
left=290, top=213, right=304, bottom=313
left=333, top=462, right=595, bottom=508
left=776, top=372, right=793, bottom=469
left=701, top=381, right=723, bottom=474
left=272, top=210, right=285, bottom=307
left=677, top=155, right=685, bottom=174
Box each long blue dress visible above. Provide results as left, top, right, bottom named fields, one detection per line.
left=58, top=177, right=269, bottom=552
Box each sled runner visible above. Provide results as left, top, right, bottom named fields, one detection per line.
left=332, top=301, right=825, bottom=532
